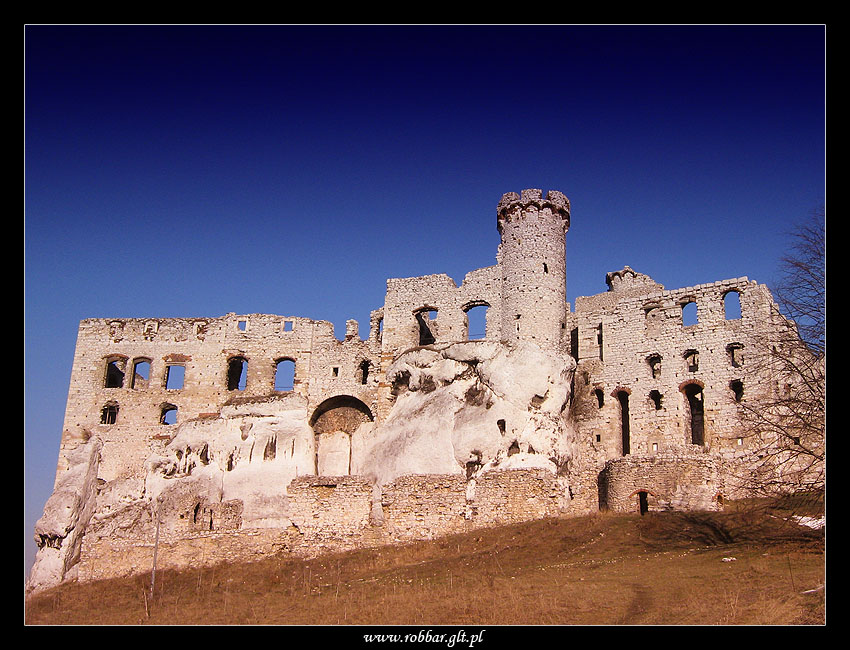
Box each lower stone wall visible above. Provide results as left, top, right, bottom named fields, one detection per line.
left=472, top=468, right=563, bottom=524
left=77, top=529, right=299, bottom=583
left=599, top=452, right=724, bottom=513
left=71, top=459, right=755, bottom=584
left=381, top=474, right=469, bottom=540
left=74, top=468, right=579, bottom=582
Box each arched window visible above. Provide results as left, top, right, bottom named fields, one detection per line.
left=414, top=307, right=438, bottom=346
left=131, top=358, right=151, bottom=389
left=593, top=388, right=605, bottom=408
left=723, top=290, right=742, bottom=320
left=160, top=403, right=178, bottom=425
left=275, top=358, right=296, bottom=391
left=683, top=384, right=705, bottom=445
left=463, top=302, right=490, bottom=341
left=681, top=300, right=698, bottom=326
left=227, top=356, right=248, bottom=391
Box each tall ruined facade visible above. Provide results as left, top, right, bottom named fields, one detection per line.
left=28, top=189, right=814, bottom=592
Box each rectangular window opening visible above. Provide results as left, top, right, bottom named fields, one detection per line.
left=165, top=365, right=185, bottom=390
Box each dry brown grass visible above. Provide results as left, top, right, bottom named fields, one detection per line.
left=25, top=498, right=825, bottom=626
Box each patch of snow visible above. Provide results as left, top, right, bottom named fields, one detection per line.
left=792, top=515, right=825, bottom=530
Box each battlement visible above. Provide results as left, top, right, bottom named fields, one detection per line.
left=497, top=189, right=571, bottom=233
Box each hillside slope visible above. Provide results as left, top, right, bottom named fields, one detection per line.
left=25, top=499, right=825, bottom=626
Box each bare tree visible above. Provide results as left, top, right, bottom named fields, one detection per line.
left=732, top=207, right=825, bottom=498
left=775, top=205, right=825, bottom=357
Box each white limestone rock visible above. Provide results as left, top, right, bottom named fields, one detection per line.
left=355, top=340, right=577, bottom=486
left=27, top=437, right=102, bottom=593
left=145, top=394, right=315, bottom=530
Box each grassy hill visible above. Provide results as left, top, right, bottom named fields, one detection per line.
left=25, top=496, right=825, bottom=626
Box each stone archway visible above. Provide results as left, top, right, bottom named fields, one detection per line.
left=310, top=396, right=374, bottom=476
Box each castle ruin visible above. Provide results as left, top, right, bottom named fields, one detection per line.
left=28, top=189, right=815, bottom=592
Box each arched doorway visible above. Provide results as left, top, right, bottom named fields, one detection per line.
left=310, top=395, right=374, bottom=476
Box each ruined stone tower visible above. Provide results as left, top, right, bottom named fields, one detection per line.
left=497, top=189, right=570, bottom=348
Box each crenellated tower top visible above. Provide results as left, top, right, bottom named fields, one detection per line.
left=497, top=189, right=570, bottom=235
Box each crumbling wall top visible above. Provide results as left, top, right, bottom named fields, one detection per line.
left=605, top=266, right=664, bottom=293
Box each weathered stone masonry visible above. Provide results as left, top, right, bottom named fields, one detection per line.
left=29, top=188, right=807, bottom=591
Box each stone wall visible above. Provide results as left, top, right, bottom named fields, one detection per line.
left=599, top=451, right=724, bottom=513
left=567, top=272, right=777, bottom=463
left=73, top=468, right=578, bottom=582
left=381, top=474, right=469, bottom=540
left=55, top=313, right=380, bottom=486
left=471, top=467, right=565, bottom=524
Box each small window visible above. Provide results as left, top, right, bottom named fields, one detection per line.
left=684, top=384, right=705, bottom=446
left=104, top=358, right=125, bottom=388
left=727, top=343, right=744, bottom=368
left=684, top=350, right=699, bottom=372
left=237, top=319, right=247, bottom=332
left=160, top=404, right=178, bottom=425
left=332, top=367, right=339, bottom=377
left=101, top=402, right=119, bottom=424
left=359, top=360, right=370, bottom=385
left=647, top=354, right=662, bottom=379
left=165, top=365, right=185, bottom=390
left=649, top=390, right=663, bottom=410
left=143, top=321, right=158, bottom=340
left=227, top=357, right=248, bottom=391
left=283, top=320, right=293, bottom=332
left=415, top=308, right=438, bottom=346
left=594, top=389, right=605, bottom=408
left=730, top=379, right=744, bottom=402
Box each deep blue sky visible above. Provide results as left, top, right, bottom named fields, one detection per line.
left=24, top=25, right=825, bottom=578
